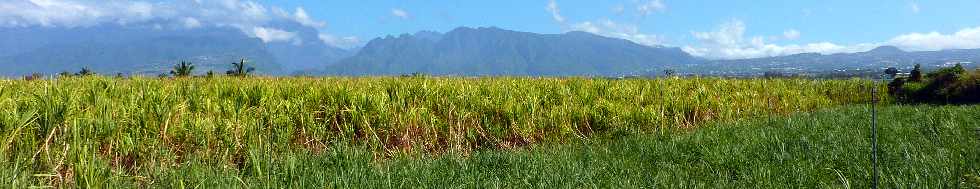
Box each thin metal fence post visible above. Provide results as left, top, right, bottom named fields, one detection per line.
left=871, top=78, right=880, bottom=189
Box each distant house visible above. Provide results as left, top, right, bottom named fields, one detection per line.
left=941, top=61, right=974, bottom=67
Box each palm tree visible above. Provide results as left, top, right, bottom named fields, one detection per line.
left=170, top=61, right=195, bottom=77
left=909, top=64, right=923, bottom=82
left=75, top=67, right=94, bottom=76
left=226, top=58, right=255, bottom=77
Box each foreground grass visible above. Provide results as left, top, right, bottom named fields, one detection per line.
left=0, top=77, right=888, bottom=187
left=4, top=104, right=977, bottom=188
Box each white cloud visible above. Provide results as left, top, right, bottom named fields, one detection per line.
left=125, top=2, right=155, bottom=22
left=253, top=26, right=297, bottom=43
left=181, top=17, right=201, bottom=29
left=611, top=4, right=625, bottom=15
left=685, top=19, right=980, bottom=59
left=391, top=8, right=410, bottom=20
left=909, top=1, right=920, bottom=13
left=571, top=22, right=600, bottom=33
left=637, top=0, right=666, bottom=15
left=0, top=0, right=357, bottom=47
left=319, top=33, right=362, bottom=49
left=571, top=19, right=664, bottom=46
left=886, top=27, right=980, bottom=51
left=546, top=0, right=564, bottom=23
left=548, top=0, right=664, bottom=46
left=684, top=19, right=876, bottom=59
left=691, top=19, right=746, bottom=48
left=0, top=0, right=165, bottom=27
left=292, top=7, right=326, bottom=28
left=683, top=42, right=878, bottom=60
left=783, top=29, right=800, bottom=40
left=182, top=0, right=271, bottom=30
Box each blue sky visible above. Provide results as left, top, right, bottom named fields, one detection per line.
left=3, top=0, right=980, bottom=59
left=263, top=0, right=978, bottom=45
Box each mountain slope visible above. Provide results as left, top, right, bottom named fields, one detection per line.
left=0, top=26, right=281, bottom=76
left=323, top=27, right=698, bottom=76
left=0, top=22, right=352, bottom=77
left=263, top=21, right=353, bottom=73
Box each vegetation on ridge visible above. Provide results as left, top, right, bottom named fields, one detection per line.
left=888, top=64, right=980, bottom=104
left=170, top=61, right=195, bottom=78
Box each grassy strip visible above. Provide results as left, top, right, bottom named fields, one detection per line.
left=4, top=105, right=977, bottom=188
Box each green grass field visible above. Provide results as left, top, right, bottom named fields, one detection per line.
left=4, top=77, right=975, bottom=188
left=152, top=105, right=972, bottom=188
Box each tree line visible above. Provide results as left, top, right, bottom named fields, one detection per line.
left=886, top=64, right=979, bottom=104
left=24, top=58, right=257, bottom=80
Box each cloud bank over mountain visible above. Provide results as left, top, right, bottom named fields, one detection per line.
left=682, top=20, right=980, bottom=59
left=681, top=19, right=878, bottom=59
left=543, top=0, right=980, bottom=60
left=888, top=27, right=980, bottom=52
left=546, top=0, right=666, bottom=47
left=0, top=0, right=360, bottom=48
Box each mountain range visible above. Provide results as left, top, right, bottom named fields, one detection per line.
left=0, top=20, right=351, bottom=76
left=322, top=27, right=697, bottom=76
left=688, top=46, right=980, bottom=76
left=0, top=25, right=976, bottom=77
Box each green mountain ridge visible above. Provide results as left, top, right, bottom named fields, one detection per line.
left=0, top=22, right=351, bottom=77
left=322, top=27, right=699, bottom=76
